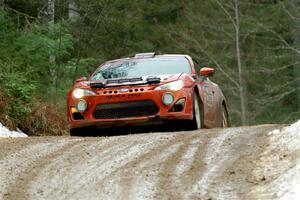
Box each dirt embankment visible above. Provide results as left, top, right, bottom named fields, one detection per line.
left=0, top=123, right=299, bottom=200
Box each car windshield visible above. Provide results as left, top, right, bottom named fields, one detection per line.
left=90, top=58, right=191, bottom=80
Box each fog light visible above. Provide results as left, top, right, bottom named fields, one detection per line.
left=169, top=98, right=186, bottom=112
left=175, top=98, right=185, bottom=105
left=162, top=93, right=174, bottom=105
left=71, top=107, right=78, bottom=113
left=76, top=99, right=87, bottom=112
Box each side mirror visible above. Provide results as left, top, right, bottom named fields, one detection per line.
left=75, top=77, right=87, bottom=82
left=200, top=67, right=215, bottom=77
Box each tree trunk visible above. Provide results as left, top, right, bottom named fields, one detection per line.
left=48, top=0, right=56, bottom=104
left=50, top=56, right=57, bottom=104
left=290, top=0, right=300, bottom=111
left=0, top=0, right=4, bottom=11
left=68, top=0, right=79, bottom=21
left=235, top=0, right=247, bottom=125
left=48, top=0, right=55, bottom=21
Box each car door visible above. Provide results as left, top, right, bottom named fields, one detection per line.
left=200, top=77, right=219, bottom=127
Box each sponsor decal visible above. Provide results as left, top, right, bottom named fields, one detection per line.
left=105, top=93, right=142, bottom=101
left=203, top=85, right=209, bottom=93
left=206, top=94, right=213, bottom=106
left=202, top=84, right=213, bottom=113
left=128, top=93, right=141, bottom=99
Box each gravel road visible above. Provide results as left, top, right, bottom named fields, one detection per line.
left=0, top=123, right=299, bottom=200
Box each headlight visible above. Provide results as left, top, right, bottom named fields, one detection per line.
left=73, top=88, right=96, bottom=99
left=154, top=80, right=184, bottom=91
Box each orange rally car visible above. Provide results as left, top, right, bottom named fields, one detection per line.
left=67, top=53, right=229, bottom=136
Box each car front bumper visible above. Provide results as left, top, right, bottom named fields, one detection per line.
left=67, top=87, right=194, bottom=129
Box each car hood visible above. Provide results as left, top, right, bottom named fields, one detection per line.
left=76, top=73, right=184, bottom=88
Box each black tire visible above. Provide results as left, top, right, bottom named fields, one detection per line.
left=186, top=93, right=203, bottom=130
left=221, top=105, right=230, bottom=128
left=70, top=126, right=97, bottom=136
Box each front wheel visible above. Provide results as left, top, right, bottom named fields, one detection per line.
left=186, top=93, right=203, bottom=130
left=221, top=105, right=230, bottom=128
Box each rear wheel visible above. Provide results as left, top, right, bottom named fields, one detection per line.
left=221, top=105, right=230, bottom=128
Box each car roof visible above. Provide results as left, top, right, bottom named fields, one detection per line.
left=92, top=53, right=196, bottom=77
left=102, top=53, right=194, bottom=66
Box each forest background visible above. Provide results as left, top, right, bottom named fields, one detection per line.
left=0, top=0, right=299, bottom=135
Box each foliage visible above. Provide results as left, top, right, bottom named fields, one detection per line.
left=21, top=101, right=67, bottom=136
left=0, top=0, right=299, bottom=135
left=0, top=9, right=73, bottom=134
left=1, top=73, right=36, bottom=118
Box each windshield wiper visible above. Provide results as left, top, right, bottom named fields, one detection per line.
left=106, top=77, right=143, bottom=84
left=146, top=77, right=160, bottom=84
left=90, top=77, right=160, bottom=89
left=90, top=82, right=105, bottom=89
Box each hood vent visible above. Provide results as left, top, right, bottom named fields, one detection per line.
left=103, top=88, right=145, bottom=94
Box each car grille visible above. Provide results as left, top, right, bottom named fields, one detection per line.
left=93, top=100, right=159, bottom=119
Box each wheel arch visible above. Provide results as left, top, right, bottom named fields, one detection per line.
left=194, top=85, right=205, bottom=128
left=193, top=85, right=203, bottom=105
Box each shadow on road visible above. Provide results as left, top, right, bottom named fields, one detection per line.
left=86, top=122, right=189, bottom=137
